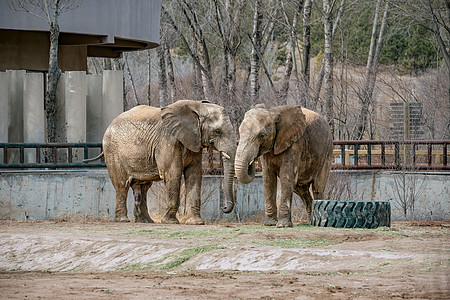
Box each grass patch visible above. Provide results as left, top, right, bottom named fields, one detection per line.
left=118, top=244, right=226, bottom=271
left=122, top=227, right=237, bottom=241
left=251, top=237, right=336, bottom=248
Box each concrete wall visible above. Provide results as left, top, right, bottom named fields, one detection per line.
left=0, top=170, right=448, bottom=222
left=0, top=70, right=123, bottom=161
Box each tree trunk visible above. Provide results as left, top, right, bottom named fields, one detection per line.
left=124, top=53, right=139, bottom=107
left=323, top=0, right=334, bottom=137
left=250, top=0, right=263, bottom=105
left=157, top=46, right=169, bottom=107
left=312, top=0, right=345, bottom=109
left=279, top=0, right=302, bottom=105
left=165, top=39, right=176, bottom=104
left=353, top=0, right=390, bottom=140
left=302, top=0, right=312, bottom=102
left=147, top=50, right=151, bottom=106
left=193, top=60, right=204, bottom=100
left=45, top=24, right=61, bottom=143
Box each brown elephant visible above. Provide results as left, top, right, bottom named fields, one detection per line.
left=235, top=105, right=333, bottom=227
left=99, top=100, right=236, bottom=224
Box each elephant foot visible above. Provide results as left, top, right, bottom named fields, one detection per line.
left=276, top=219, right=293, bottom=228
left=184, top=215, right=205, bottom=225
left=263, top=216, right=278, bottom=226
left=135, top=216, right=154, bottom=223
left=114, top=216, right=130, bottom=222
left=161, top=214, right=180, bottom=224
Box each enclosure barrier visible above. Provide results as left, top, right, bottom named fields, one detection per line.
left=332, top=140, right=449, bottom=170
left=1, top=140, right=449, bottom=171
left=0, top=143, right=104, bottom=168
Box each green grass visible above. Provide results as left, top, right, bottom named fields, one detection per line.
left=251, top=237, right=336, bottom=248
left=118, top=244, right=226, bottom=271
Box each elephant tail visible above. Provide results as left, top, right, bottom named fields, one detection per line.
left=83, top=152, right=104, bottom=163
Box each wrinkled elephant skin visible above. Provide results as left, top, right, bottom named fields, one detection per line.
left=103, top=100, right=236, bottom=224
left=235, top=105, right=333, bottom=227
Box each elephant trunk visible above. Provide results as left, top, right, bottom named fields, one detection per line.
left=221, top=156, right=235, bottom=214
left=235, top=141, right=257, bottom=184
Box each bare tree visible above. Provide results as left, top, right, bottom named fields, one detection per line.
left=249, top=0, right=264, bottom=105
left=391, top=0, right=450, bottom=138
left=9, top=0, right=80, bottom=143
left=157, top=45, right=169, bottom=107
left=312, top=0, right=345, bottom=111
left=278, top=0, right=303, bottom=105
left=322, top=0, right=335, bottom=136
left=353, top=0, right=391, bottom=140
left=164, top=39, right=176, bottom=103
left=124, top=53, right=140, bottom=108
left=162, top=2, right=215, bottom=99
left=302, top=0, right=312, bottom=89
left=147, top=50, right=152, bottom=106
left=213, top=0, right=246, bottom=102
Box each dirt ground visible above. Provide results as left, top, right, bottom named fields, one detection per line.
left=0, top=220, right=448, bottom=299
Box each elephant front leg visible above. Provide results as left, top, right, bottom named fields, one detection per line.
left=277, top=166, right=296, bottom=228
left=161, top=170, right=182, bottom=224
left=262, top=162, right=278, bottom=226
left=132, top=183, right=154, bottom=223
left=183, top=155, right=204, bottom=225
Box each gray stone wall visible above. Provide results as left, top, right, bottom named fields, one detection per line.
left=0, top=170, right=448, bottom=222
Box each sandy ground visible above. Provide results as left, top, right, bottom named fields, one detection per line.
left=0, top=220, right=448, bottom=299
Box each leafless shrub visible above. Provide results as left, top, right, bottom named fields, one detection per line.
left=389, top=167, right=426, bottom=221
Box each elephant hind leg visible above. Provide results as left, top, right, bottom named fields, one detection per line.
left=312, top=161, right=331, bottom=200
left=132, top=182, right=154, bottom=223
left=294, top=185, right=313, bottom=224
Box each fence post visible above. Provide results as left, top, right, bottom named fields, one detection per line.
left=394, top=142, right=400, bottom=169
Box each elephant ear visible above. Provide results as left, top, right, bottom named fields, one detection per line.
left=161, top=101, right=202, bottom=152
left=273, top=106, right=307, bottom=155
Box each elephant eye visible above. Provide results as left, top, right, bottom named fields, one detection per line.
left=214, top=129, right=222, bottom=135
left=258, top=133, right=266, bottom=140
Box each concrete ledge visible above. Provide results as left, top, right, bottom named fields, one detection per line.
left=0, top=170, right=448, bottom=222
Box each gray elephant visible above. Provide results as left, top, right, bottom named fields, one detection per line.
left=235, top=105, right=333, bottom=227
left=98, top=100, right=236, bottom=224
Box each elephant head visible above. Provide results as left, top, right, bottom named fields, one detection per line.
left=161, top=100, right=237, bottom=213
left=235, top=105, right=306, bottom=184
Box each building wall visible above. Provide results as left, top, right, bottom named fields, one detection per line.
left=0, top=170, right=448, bottom=222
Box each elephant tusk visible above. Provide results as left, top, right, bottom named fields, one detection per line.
left=249, top=159, right=254, bottom=166
left=221, top=152, right=231, bottom=160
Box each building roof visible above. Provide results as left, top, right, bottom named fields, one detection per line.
left=0, top=0, right=161, bottom=71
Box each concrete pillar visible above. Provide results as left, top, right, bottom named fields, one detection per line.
left=86, top=74, right=103, bottom=158
left=7, top=70, right=25, bottom=163
left=86, top=75, right=103, bottom=142
left=64, top=71, right=86, bottom=162
left=102, top=70, right=123, bottom=134
left=0, top=72, right=9, bottom=163
left=23, top=72, right=45, bottom=163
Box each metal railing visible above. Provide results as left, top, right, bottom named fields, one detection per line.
left=332, top=140, right=449, bottom=170
left=1, top=140, right=449, bottom=171
left=0, top=143, right=105, bottom=168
